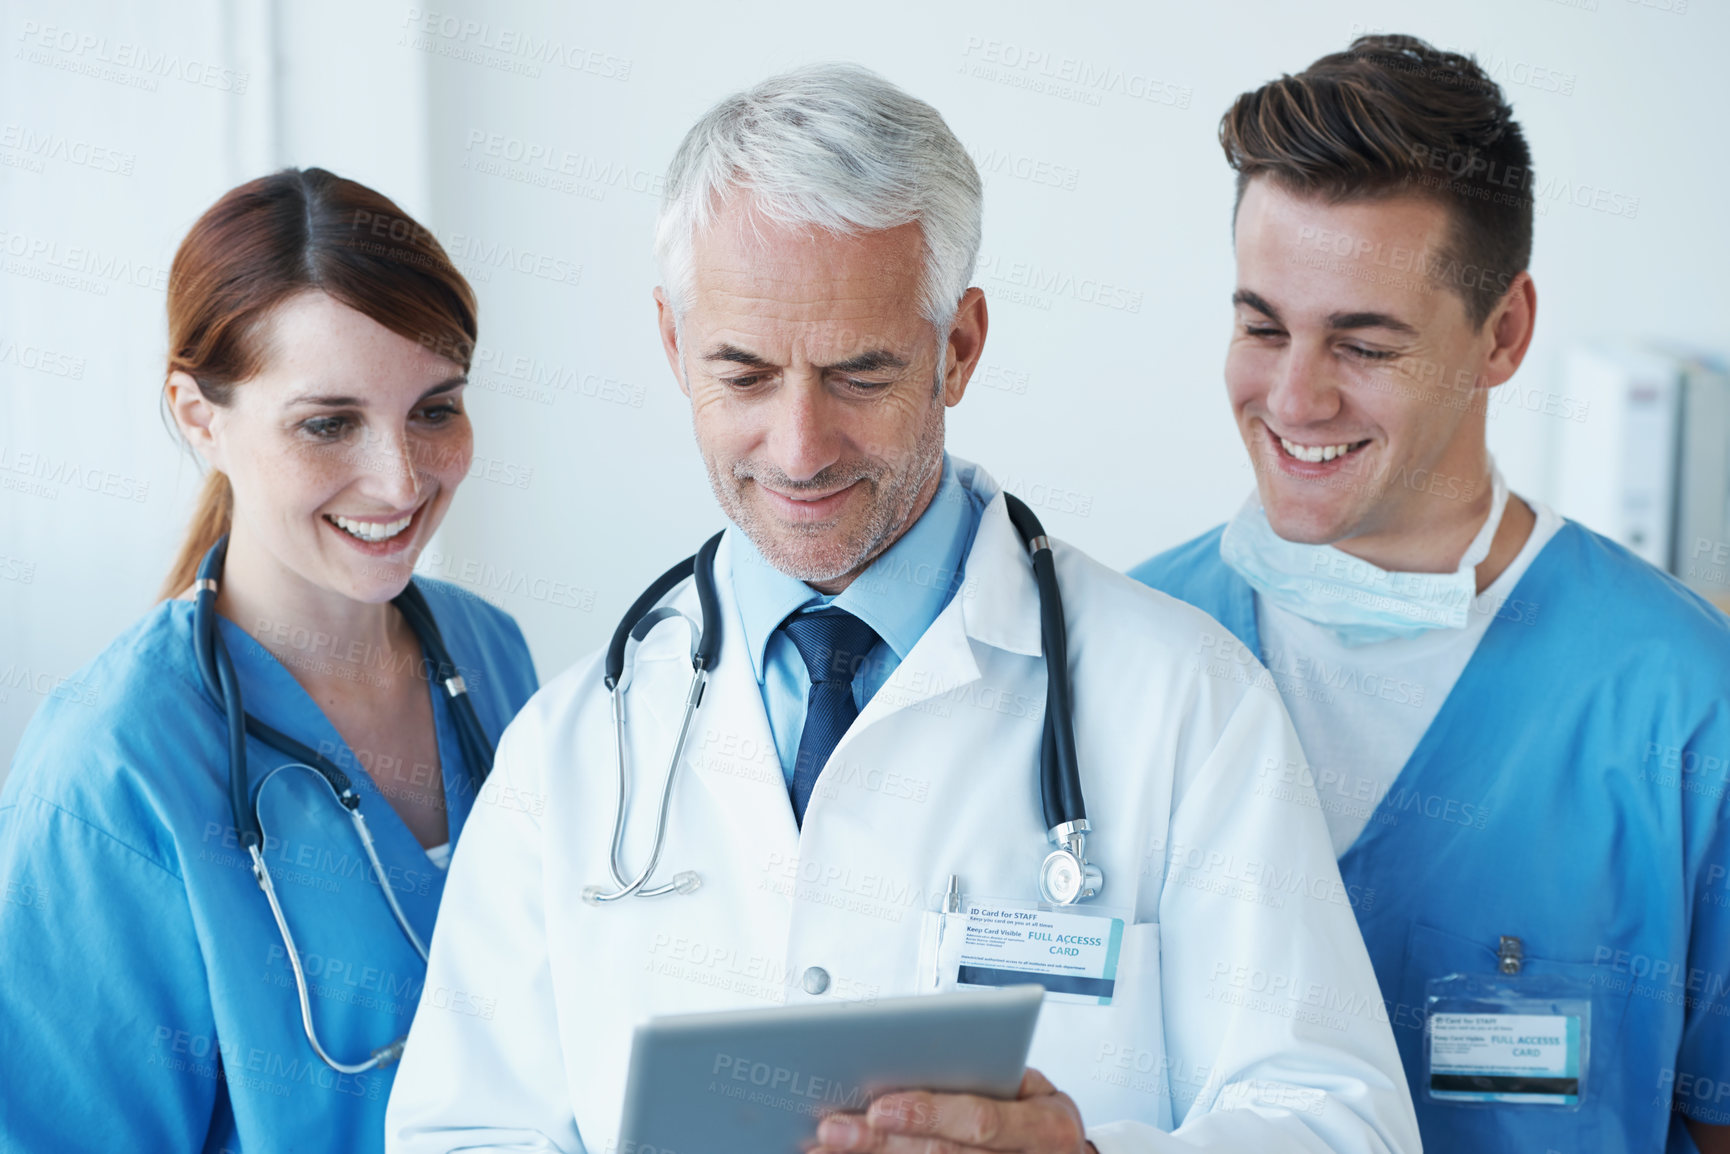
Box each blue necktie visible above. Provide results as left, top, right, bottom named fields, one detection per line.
left=781, top=607, right=881, bottom=826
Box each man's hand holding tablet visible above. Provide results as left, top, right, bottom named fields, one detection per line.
left=813, top=1068, right=1097, bottom=1154
left=616, top=987, right=1057, bottom=1154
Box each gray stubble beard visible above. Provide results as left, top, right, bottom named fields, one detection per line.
left=703, top=399, right=946, bottom=586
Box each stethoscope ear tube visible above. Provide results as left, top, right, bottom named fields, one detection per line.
left=214, top=607, right=260, bottom=850
left=691, top=531, right=725, bottom=671
left=394, top=580, right=496, bottom=788
left=606, top=551, right=701, bottom=690
left=586, top=529, right=726, bottom=904
left=1002, top=494, right=1086, bottom=833
left=194, top=537, right=260, bottom=849
left=192, top=538, right=226, bottom=701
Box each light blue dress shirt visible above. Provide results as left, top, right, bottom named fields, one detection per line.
left=729, top=455, right=985, bottom=785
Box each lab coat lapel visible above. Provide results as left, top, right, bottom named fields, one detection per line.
left=792, top=487, right=1046, bottom=848
left=850, top=488, right=1043, bottom=733
left=958, top=488, right=1044, bottom=660
left=789, top=484, right=1052, bottom=959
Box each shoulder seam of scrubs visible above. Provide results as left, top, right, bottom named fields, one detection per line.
left=151, top=617, right=224, bottom=708
left=17, top=791, right=184, bottom=881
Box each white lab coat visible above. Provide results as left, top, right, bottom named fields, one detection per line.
left=386, top=466, right=1420, bottom=1154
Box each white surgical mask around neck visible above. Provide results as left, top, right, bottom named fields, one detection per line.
left=1220, top=462, right=1509, bottom=647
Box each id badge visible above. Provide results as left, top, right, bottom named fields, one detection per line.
left=1425, top=971, right=1591, bottom=1109
left=941, top=898, right=1127, bottom=1005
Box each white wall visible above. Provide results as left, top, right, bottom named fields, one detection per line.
left=4, top=0, right=1726, bottom=775
left=1, top=0, right=274, bottom=775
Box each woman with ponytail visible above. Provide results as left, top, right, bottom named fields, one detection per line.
left=0, top=169, right=539, bottom=1152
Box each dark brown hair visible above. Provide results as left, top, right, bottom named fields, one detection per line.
left=1220, top=34, right=1533, bottom=327
left=159, top=167, right=477, bottom=599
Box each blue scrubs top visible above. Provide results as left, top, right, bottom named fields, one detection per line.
left=0, top=578, right=538, bottom=1153
left=1132, top=521, right=1730, bottom=1152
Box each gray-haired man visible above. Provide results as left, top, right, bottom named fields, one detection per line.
left=387, top=65, right=1419, bottom=1154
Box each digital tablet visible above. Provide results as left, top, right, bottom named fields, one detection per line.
left=616, top=984, right=1045, bottom=1154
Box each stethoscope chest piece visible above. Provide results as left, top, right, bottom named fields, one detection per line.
left=1037, top=819, right=1102, bottom=905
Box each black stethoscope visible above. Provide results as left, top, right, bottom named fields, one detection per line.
left=581, top=493, right=1103, bottom=909
left=190, top=535, right=495, bottom=1072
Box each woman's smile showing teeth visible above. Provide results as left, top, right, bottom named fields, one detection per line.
left=325, top=510, right=416, bottom=543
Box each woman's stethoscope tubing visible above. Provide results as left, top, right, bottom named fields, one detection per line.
left=583, top=493, right=1102, bottom=909
left=250, top=762, right=428, bottom=1073
left=190, top=535, right=496, bottom=1072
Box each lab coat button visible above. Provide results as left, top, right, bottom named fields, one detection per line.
left=802, top=966, right=830, bottom=995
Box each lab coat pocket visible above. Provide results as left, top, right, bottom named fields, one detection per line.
left=915, top=915, right=1171, bottom=1126
left=1039, top=921, right=1173, bottom=1130
left=1400, top=921, right=1634, bottom=1152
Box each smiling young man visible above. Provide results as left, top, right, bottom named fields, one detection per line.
left=388, top=64, right=1420, bottom=1154
left=1132, top=35, right=1730, bottom=1154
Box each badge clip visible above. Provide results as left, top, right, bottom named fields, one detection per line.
left=1497, top=934, right=1524, bottom=975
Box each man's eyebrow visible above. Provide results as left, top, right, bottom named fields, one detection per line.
left=823, top=350, right=908, bottom=374
left=1326, top=310, right=1419, bottom=336
left=701, top=344, right=775, bottom=368
left=699, top=346, right=911, bottom=374
left=287, top=376, right=466, bottom=407
left=1232, top=292, right=1419, bottom=338
left=1232, top=290, right=1281, bottom=323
